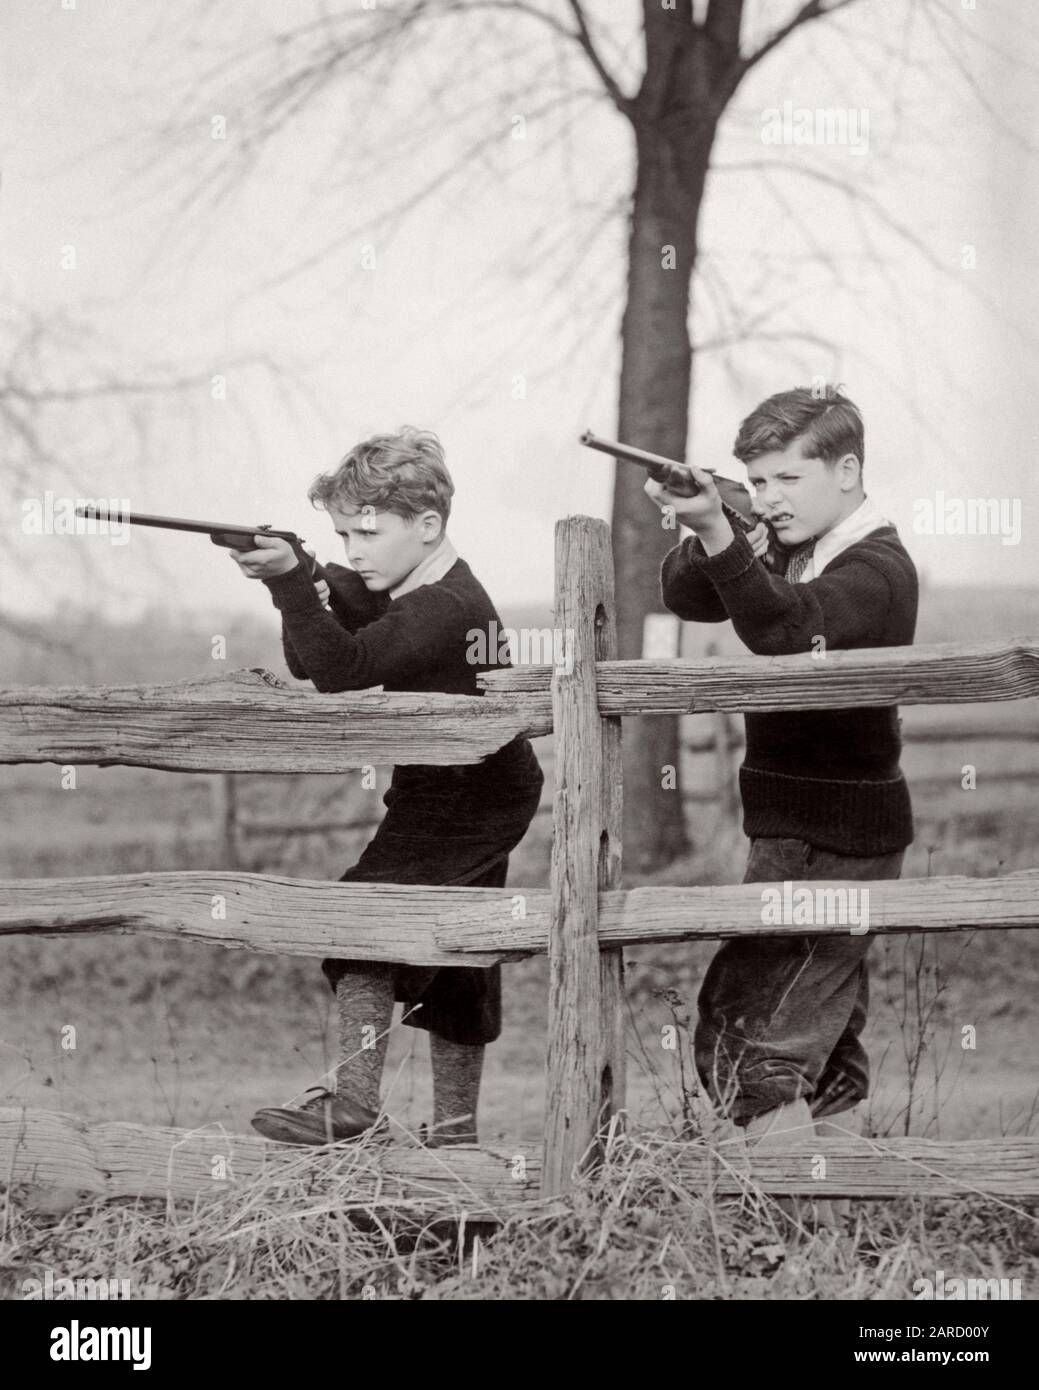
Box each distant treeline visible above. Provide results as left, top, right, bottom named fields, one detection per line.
left=1, top=586, right=1032, bottom=687
left=0, top=602, right=556, bottom=686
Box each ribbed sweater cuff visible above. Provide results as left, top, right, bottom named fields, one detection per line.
left=685, top=525, right=756, bottom=583
left=263, top=562, right=320, bottom=614
left=739, top=765, right=914, bottom=857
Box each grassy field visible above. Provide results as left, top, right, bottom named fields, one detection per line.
left=1, top=585, right=1037, bottom=1298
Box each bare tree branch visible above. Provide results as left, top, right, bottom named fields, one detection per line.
left=564, top=0, right=633, bottom=114
left=740, top=0, right=864, bottom=74
left=915, top=0, right=1039, bottom=155
left=0, top=296, right=313, bottom=627
left=704, top=0, right=745, bottom=58
left=697, top=324, right=838, bottom=356
left=361, top=0, right=635, bottom=113
left=236, top=83, right=604, bottom=305
left=713, top=157, right=1039, bottom=355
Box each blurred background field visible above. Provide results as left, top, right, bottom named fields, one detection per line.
left=1, top=583, right=1036, bottom=1150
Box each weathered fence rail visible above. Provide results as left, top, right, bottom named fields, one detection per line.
left=4, top=870, right=1039, bottom=957
left=4, top=1109, right=1034, bottom=1205
left=477, top=637, right=1039, bottom=710
left=1, top=515, right=1037, bottom=1212
left=0, top=675, right=550, bottom=771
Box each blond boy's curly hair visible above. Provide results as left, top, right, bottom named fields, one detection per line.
left=308, top=427, right=454, bottom=523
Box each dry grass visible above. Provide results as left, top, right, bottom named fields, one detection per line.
left=2, top=1123, right=1036, bottom=1301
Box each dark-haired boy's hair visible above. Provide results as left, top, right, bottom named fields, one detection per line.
left=733, top=386, right=865, bottom=471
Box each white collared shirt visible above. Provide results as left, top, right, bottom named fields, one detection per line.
left=388, top=536, right=459, bottom=600
left=800, top=495, right=890, bottom=581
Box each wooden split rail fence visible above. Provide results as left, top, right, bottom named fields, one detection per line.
left=1, top=516, right=1038, bottom=1212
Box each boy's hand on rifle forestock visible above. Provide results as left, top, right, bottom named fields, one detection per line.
left=230, top=534, right=302, bottom=580
left=644, top=465, right=733, bottom=553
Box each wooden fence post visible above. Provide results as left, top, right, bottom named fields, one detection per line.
left=541, top=516, right=625, bottom=1197
left=705, top=640, right=739, bottom=822
left=710, top=708, right=739, bottom=820
left=213, top=773, right=239, bottom=870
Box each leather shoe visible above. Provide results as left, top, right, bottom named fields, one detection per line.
left=251, top=1087, right=386, bottom=1146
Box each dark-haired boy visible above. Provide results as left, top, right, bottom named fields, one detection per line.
left=647, top=387, right=917, bottom=1159
left=231, top=427, right=544, bottom=1146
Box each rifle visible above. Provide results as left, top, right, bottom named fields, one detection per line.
left=73, top=507, right=334, bottom=606
left=579, top=430, right=785, bottom=569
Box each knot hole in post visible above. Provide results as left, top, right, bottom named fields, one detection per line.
left=598, top=828, right=611, bottom=881
left=599, top=1064, right=614, bottom=1127
left=592, top=603, right=608, bottom=660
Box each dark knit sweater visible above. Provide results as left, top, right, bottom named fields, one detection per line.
left=263, top=557, right=542, bottom=796
left=660, top=521, right=918, bottom=855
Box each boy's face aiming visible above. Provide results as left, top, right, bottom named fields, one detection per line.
left=746, top=438, right=863, bottom=547
left=326, top=503, right=444, bottom=592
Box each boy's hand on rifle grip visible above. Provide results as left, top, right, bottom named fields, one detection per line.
left=300, top=543, right=333, bottom=608
left=231, top=533, right=301, bottom=579
left=746, top=521, right=771, bottom=560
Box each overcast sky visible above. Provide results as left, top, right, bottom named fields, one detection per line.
left=3, top=0, right=1037, bottom=625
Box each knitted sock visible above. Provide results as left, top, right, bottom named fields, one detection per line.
left=743, top=1098, right=814, bottom=1234
left=812, top=1106, right=862, bottom=1225
left=430, top=1034, right=484, bottom=1145
left=334, top=963, right=394, bottom=1112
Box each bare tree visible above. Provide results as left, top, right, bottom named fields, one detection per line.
left=120, top=0, right=1026, bottom=869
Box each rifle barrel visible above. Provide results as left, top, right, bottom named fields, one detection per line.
left=579, top=430, right=715, bottom=476
left=74, top=507, right=296, bottom=541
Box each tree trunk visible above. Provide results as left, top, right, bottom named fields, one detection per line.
left=613, top=119, right=711, bottom=871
